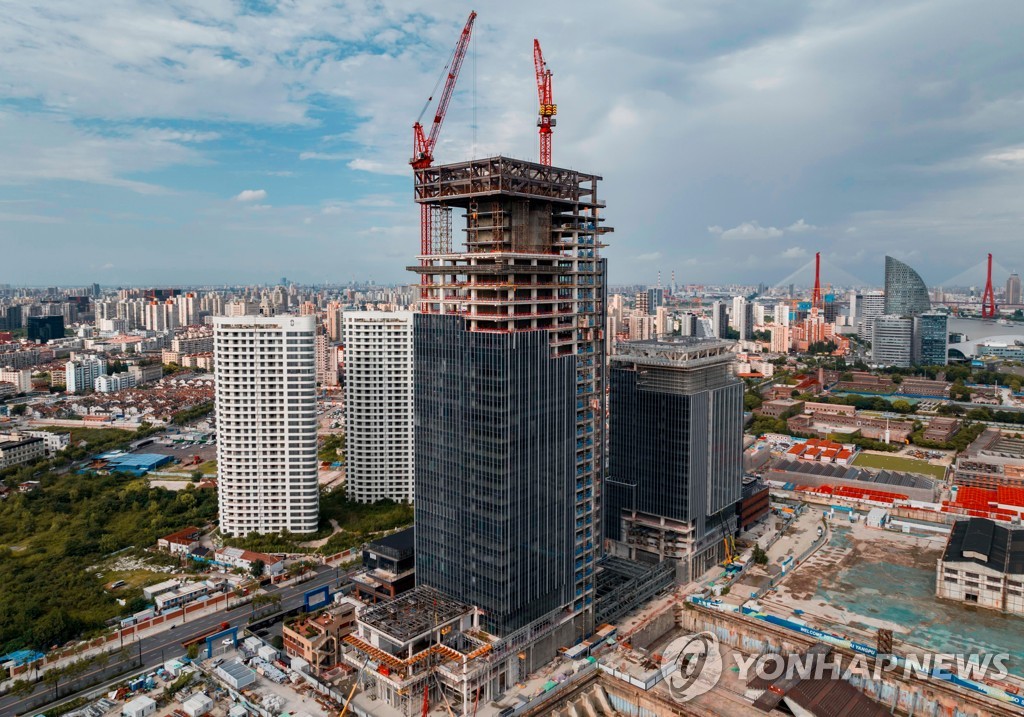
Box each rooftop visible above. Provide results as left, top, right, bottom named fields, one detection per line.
left=942, top=517, right=1024, bottom=575
left=359, top=585, right=471, bottom=644
left=367, top=526, right=414, bottom=561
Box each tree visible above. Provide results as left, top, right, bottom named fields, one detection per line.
left=42, top=666, right=63, bottom=699
left=752, top=545, right=769, bottom=566
left=8, top=679, right=35, bottom=698
left=186, top=643, right=200, bottom=660
left=891, top=400, right=913, bottom=414
left=249, top=559, right=266, bottom=579
left=11, top=403, right=27, bottom=416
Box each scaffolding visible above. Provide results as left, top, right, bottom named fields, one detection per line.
left=593, top=557, right=674, bottom=626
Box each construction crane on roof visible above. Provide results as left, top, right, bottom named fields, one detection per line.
left=412, top=12, right=477, bottom=172
left=410, top=11, right=477, bottom=284
left=533, top=39, right=556, bottom=165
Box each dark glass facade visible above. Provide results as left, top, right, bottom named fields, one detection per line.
left=915, top=312, right=948, bottom=366
left=26, top=315, right=64, bottom=343
left=605, top=341, right=743, bottom=555
left=414, top=313, right=577, bottom=636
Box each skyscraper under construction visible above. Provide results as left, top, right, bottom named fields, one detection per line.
left=409, top=157, right=611, bottom=636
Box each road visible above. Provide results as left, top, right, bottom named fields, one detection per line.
left=2, top=566, right=346, bottom=717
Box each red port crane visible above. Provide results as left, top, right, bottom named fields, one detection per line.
left=533, top=39, right=556, bottom=165
left=982, top=253, right=996, bottom=318
left=411, top=11, right=476, bottom=277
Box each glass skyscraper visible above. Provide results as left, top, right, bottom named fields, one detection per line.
left=604, top=339, right=744, bottom=583
left=410, top=157, right=610, bottom=636
left=884, top=255, right=931, bottom=317
left=915, top=312, right=949, bottom=366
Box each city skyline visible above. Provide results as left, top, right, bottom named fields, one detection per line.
left=2, top=1, right=1024, bottom=286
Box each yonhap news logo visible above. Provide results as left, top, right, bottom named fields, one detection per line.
left=661, top=632, right=724, bottom=702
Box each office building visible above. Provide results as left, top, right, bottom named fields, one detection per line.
left=605, top=339, right=744, bottom=583
left=1007, top=272, right=1022, bottom=306
left=410, top=156, right=609, bottom=637
left=915, top=311, right=948, bottom=366
left=343, top=311, right=414, bottom=503
left=872, top=315, right=913, bottom=366
left=214, top=315, right=319, bottom=535
left=884, top=255, right=931, bottom=316
left=27, top=315, right=64, bottom=343
left=871, top=315, right=914, bottom=368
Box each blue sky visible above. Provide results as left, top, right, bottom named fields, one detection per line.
left=2, top=0, right=1024, bottom=288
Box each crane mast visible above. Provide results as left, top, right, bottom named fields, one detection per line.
left=410, top=11, right=476, bottom=306
left=533, top=39, right=556, bottom=165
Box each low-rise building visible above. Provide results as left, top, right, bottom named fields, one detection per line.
left=128, top=363, right=164, bottom=385
left=214, top=546, right=284, bottom=577
left=936, top=517, right=1024, bottom=616
left=154, top=579, right=222, bottom=612
left=758, top=398, right=804, bottom=418
left=0, top=433, right=45, bottom=469
left=955, top=429, right=1024, bottom=489
left=736, top=478, right=770, bottom=532
left=24, top=430, right=70, bottom=456
left=352, top=527, right=415, bottom=602
left=788, top=408, right=913, bottom=443
left=157, top=527, right=202, bottom=555
left=922, top=416, right=961, bottom=443
left=282, top=602, right=357, bottom=675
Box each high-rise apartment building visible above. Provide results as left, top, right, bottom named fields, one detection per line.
left=65, top=354, right=107, bottom=392
left=731, top=296, right=753, bottom=339
left=214, top=315, right=319, bottom=535
left=605, top=339, right=743, bottom=582
left=410, top=156, right=610, bottom=637
left=1007, top=272, right=1022, bottom=306
left=314, top=331, right=340, bottom=388
left=884, top=256, right=931, bottom=317
left=711, top=300, right=728, bottom=338
left=343, top=311, right=414, bottom=503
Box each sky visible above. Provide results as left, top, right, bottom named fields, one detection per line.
left=1, top=0, right=1024, bottom=289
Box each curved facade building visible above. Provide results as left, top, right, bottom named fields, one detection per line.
left=884, top=256, right=931, bottom=316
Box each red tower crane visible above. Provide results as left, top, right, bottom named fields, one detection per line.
left=533, top=39, right=556, bottom=165
left=410, top=11, right=477, bottom=272
left=811, top=251, right=823, bottom=310
left=982, top=253, right=996, bottom=318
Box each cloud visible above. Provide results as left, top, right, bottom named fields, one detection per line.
left=234, top=189, right=267, bottom=202
left=634, top=251, right=662, bottom=262
left=299, top=152, right=348, bottom=161
left=781, top=246, right=809, bottom=259
left=984, top=148, right=1024, bottom=164
left=347, top=159, right=409, bottom=176
left=709, top=221, right=784, bottom=240
left=786, top=219, right=816, bottom=232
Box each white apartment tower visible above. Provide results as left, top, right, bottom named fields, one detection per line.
left=342, top=311, right=414, bottom=503
left=214, top=315, right=319, bottom=535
